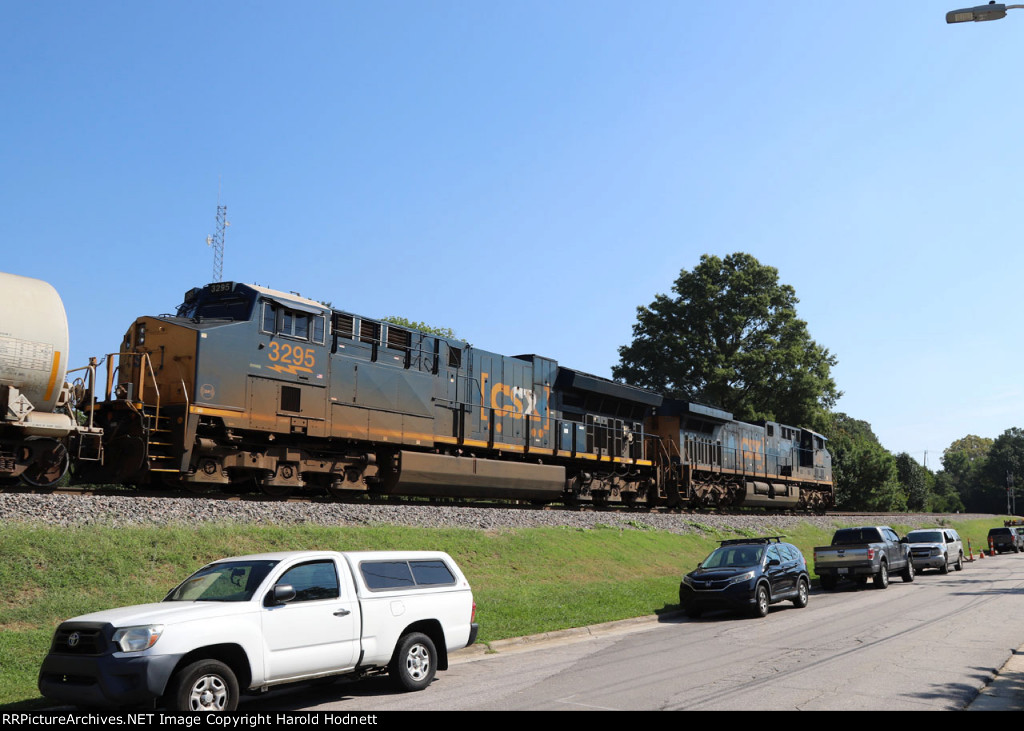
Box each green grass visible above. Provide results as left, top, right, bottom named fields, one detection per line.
left=0, top=515, right=1012, bottom=708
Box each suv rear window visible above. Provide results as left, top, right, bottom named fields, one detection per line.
left=360, top=560, right=456, bottom=591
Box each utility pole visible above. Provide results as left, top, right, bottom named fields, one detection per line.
left=1008, top=471, right=1016, bottom=516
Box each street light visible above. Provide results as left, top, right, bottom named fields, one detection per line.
left=947, top=2, right=1024, bottom=23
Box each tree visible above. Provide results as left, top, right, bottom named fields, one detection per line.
left=895, top=452, right=929, bottom=512
left=820, top=413, right=900, bottom=511
left=986, top=428, right=1024, bottom=515
left=613, top=253, right=839, bottom=426
left=941, top=435, right=994, bottom=512
left=381, top=316, right=457, bottom=340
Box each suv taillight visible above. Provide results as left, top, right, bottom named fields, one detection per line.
left=471, top=602, right=476, bottom=623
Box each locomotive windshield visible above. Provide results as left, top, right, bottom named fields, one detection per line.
left=176, top=286, right=256, bottom=322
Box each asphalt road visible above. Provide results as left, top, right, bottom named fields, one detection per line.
left=240, top=551, right=1024, bottom=712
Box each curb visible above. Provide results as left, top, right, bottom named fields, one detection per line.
left=451, top=613, right=672, bottom=662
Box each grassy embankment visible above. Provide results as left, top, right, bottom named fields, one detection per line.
left=0, top=515, right=1006, bottom=709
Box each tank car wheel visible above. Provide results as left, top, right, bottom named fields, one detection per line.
left=21, top=438, right=70, bottom=489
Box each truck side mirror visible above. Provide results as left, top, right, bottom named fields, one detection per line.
left=266, top=584, right=296, bottom=606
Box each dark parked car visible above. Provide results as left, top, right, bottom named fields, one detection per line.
left=679, top=537, right=810, bottom=619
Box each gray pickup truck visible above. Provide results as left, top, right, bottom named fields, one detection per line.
left=813, top=526, right=914, bottom=590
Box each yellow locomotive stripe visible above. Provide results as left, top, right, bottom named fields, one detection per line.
left=43, top=351, right=61, bottom=402
left=189, top=405, right=245, bottom=418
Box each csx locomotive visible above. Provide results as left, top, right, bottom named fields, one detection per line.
left=0, top=275, right=833, bottom=510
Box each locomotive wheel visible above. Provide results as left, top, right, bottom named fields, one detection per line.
left=261, top=483, right=292, bottom=499
left=21, top=438, right=70, bottom=489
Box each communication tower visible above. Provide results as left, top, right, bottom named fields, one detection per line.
left=205, top=200, right=229, bottom=282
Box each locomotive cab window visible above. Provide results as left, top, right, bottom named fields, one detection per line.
left=261, top=301, right=326, bottom=345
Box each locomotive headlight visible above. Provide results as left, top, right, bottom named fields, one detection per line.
left=112, top=625, right=164, bottom=652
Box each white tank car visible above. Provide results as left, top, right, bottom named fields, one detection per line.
left=0, top=271, right=71, bottom=413
left=0, top=271, right=83, bottom=486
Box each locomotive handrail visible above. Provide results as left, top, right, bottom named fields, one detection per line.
left=102, top=351, right=161, bottom=428
left=66, top=359, right=99, bottom=431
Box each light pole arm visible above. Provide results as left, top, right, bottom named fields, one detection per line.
left=947, top=3, right=1024, bottom=23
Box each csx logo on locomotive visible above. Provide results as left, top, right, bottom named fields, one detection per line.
left=481, top=375, right=546, bottom=419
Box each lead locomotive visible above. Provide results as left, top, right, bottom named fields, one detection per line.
left=5, top=277, right=833, bottom=510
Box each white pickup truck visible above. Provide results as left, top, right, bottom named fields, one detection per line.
left=38, top=550, right=478, bottom=711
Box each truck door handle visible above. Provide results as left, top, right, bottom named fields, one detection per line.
left=334, top=608, right=351, bottom=617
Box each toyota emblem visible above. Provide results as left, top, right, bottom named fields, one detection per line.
left=68, top=632, right=80, bottom=648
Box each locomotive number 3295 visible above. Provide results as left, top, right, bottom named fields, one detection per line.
left=267, top=341, right=316, bottom=368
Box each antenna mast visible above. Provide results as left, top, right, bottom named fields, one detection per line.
left=205, top=187, right=229, bottom=282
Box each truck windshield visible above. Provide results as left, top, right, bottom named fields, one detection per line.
left=700, top=546, right=765, bottom=569
left=164, top=560, right=279, bottom=602
left=832, top=528, right=881, bottom=545
left=906, top=531, right=943, bottom=543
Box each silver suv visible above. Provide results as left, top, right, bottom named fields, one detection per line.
left=905, top=528, right=964, bottom=573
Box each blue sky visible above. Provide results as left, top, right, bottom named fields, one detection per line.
left=2, top=1, right=1020, bottom=469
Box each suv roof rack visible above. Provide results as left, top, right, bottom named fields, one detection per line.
left=718, top=536, right=785, bottom=546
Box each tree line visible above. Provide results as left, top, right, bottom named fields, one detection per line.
left=613, top=252, right=1016, bottom=513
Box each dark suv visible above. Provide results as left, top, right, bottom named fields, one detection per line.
left=679, top=537, right=810, bottom=619
left=988, top=527, right=1023, bottom=554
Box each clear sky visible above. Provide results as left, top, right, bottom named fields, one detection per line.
left=2, top=1, right=1020, bottom=470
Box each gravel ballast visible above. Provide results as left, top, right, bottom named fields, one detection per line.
left=0, top=493, right=990, bottom=535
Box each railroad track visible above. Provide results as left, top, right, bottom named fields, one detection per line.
left=0, top=482, right=831, bottom=516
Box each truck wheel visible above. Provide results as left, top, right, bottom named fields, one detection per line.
left=166, top=659, right=239, bottom=712
left=819, top=575, right=837, bottom=591
left=955, top=553, right=964, bottom=571
left=792, top=578, right=809, bottom=608
left=901, top=560, right=914, bottom=583
left=939, top=554, right=949, bottom=574
left=751, top=584, right=770, bottom=618
left=874, top=562, right=889, bottom=589
left=389, top=632, right=437, bottom=692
